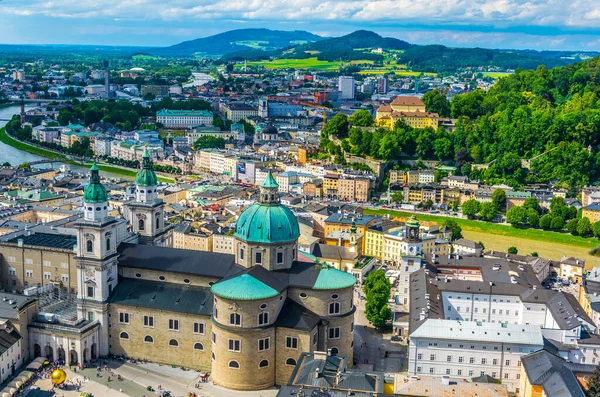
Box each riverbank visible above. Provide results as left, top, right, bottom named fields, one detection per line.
left=0, top=128, right=175, bottom=183
left=0, top=103, right=14, bottom=110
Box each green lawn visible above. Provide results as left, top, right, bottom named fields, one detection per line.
left=132, top=54, right=158, bottom=60
left=86, top=163, right=174, bottom=183
left=482, top=72, right=513, bottom=79
left=236, top=57, right=374, bottom=71
left=364, top=208, right=599, bottom=250
left=357, top=70, right=437, bottom=77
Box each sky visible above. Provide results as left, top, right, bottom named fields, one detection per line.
left=1, top=0, right=600, bottom=51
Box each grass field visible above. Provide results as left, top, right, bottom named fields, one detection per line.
left=237, top=58, right=374, bottom=71
left=482, top=72, right=513, bottom=78
left=132, top=54, right=158, bottom=60
left=365, top=208, right=600, bottom=267
left=85, top=162, right=174, bottom=183
left=357, top=70, right=437, bottom=77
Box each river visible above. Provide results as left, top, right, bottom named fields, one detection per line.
left=0, top=105, right=133, bottom=180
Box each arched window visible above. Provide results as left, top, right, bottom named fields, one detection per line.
left=228, top=360, right=240, bottom=369
left=329, top=302, right=340, bottom=315
left=194, top=342, right=204, bottom=351
left=86, top=240, right=93, bottom=253
left=106, top=238, right=111, bottom=251
left=169, top=339, right=178, bottom=347
left=259, top=360, right=269, bottom=368
left=156, top=214, right=160, bottom=229
left=119, top=332, right=129, bottom=340
left=144, top=335, right=153, bottom=343
left=330, top=347, right=339, bottom=356
left=139, top=219, right=145, bottom=231
left=229, top=313, right=241, bottom=326
left=286, top=358, right=297, bottom=366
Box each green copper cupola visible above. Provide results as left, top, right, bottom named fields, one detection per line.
left=135, top=147, right=158, bottom=203
left=83, top=162, right=109, bottom=221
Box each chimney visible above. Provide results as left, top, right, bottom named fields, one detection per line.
left=17, top=239, right=23, bottom=247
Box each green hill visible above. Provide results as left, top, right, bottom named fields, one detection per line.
left=157, top=28, right=322, bottom=56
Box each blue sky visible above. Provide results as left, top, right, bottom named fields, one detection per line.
left=1, top=0, right=600, bottom=51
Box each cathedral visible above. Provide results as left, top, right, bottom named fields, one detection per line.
left=10, top=149, right=356, bottom=391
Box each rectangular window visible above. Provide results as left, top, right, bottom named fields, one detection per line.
left=255, top=252, right=262, bottom=265
left=481, top=358, right=486, bottom=364
left=447, top=356, right=452, bottom=362
left=469, top=357, right=474, bottom=364
left=228, top=339, right=241, bottom=352
left=119, top=313, right=130, bottom=324
left=8, top=268, right=16, bottom=276
left=417, top=354, right=423, bottom=360
left=328, top=327, right=340, bottom=339
left=493, top=359, right=498, bottom=365
left=193, top=322, right=205, bottom=334
left=144, top=316, right=154, bottom=327
left=43, top=260, right=51, bottom=266
left=61, top=274, right=69, bottom=282
left=430, top=354, right=435, bottom=361
left=429, top=368, right=435, bottom=374
left=458, top=357, right=463, bottom=363
left=258, top=337, right=270, bottom=351
left=258, top=312, right=269, bottom=325
left=277, top=252, right=284, bottom=264
left=504, top=373, right=509, bottom=379
left=457, top=370, right=462, bottom=376
left=212, top=332, right=216, bottom=344
left=168, top=319, right=179, bottom=331
left=7, top=257, right=15, bottom=263
left=25, top=270, right=33, bottom=278
left=25, top=258, right=33, bottom=265
left=87, top=286, right=94, bottom=298
left=61, top=263, right=68, bottom=269
left=505, top=359, right=510, bottom=366
left=43, top=272, right=51, bottom=280
left=286, top=337, right=298, bottom=349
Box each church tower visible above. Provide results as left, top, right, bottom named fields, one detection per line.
left=398, top=215, right=423, bottom=307
left=123, top=148, right=172, bottom=246
left=74, top=163, right=119, bottom=357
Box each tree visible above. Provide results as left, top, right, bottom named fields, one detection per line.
left=194, top=136, right=226, bottom=149
left=531, top=252, right=539, bottom=257
left=478, top=202, right=498, bottom=221
left=507, top=246, right=518, bottom=254
left=422, top=89, right=451, bottom=117
left=391, top=191, right=404, bottom=204
left=506, top=206, right=526, bottom=226
left=348, top=109, right=373, bottom=127
left=577, top=217, right=592, bottom=236
left=540, top=214, right=553, bottom=229
left=322, top=113, right=349, bottom=138
left=593, top=221, right=600, bottom=238
left=442, top=219, right=462, bottom=241
left=1, top=162, right=10, bottom=167
left=523, top=197, right=541, bottom=214
left=491, top=189, right=507, bottom=212
left=527, top=209, right=539, bottom=227
left=550, top=216, right=565, bottom=230
left=423, top=199, right=434, bottom=209
left=586, top=364, right=600, bottom=397
left=478, top=241, right=485, bottom=251
left=364, top=270, right=392, bottom=329
left=566, top=218, right=579, bottom=235
left=461, top=199, right=481, bottom=218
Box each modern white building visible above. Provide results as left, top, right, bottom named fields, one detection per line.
left=338, top=76, right=355, bottom=100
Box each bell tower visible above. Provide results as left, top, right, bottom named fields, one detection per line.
left=123, top=148, right=172, bottom=246
left=74, top=162, right=119, bottom=357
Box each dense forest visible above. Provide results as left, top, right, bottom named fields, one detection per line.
left=321, top=56, right=600, bottom=192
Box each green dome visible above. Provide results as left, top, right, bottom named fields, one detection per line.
left=234, top=203, right=300, bottom=244
left=406, top=215, right=420, bottom=228
left=83, top=163, right=108, bottom=203
left=313, top=264, right=356, bottom=290
left=211, top=274, right=279, bottom=301
left=136, top=147, right=158, bottom=187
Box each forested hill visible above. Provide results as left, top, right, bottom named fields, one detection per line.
left=448, top=57, right=600, bottom=191
left=323, top=56, right=600, bottom=192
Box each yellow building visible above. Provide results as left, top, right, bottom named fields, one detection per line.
left=582, top=203, right=600, bottom=224
left=375, top=97, right=438, bottom=130
left=172, top=223, right=213, bottom=251
left=364, top=221, right=404, bottom=260
left=389, top=170, right=407, bottom=185
left=324, top=214, right=376, bottom=253
left=323, top=174, right=339, bottom=199
left=560, top=257, right=585, bottom=283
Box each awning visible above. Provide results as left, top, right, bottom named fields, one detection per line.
left=20, top=371, right=34, bottom=380
left=26, top=357, right=45, bottom=370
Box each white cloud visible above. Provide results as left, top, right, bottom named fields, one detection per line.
left=1, top=0, right=599, bottom=30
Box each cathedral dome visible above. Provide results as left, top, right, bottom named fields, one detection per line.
left=233, top=171, right=300, bottom=244
left=262, top=125, right=278, bottom=135
left=135, top=147, right=158, bottom=187
left=83, top=163, right=108, bottom=203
